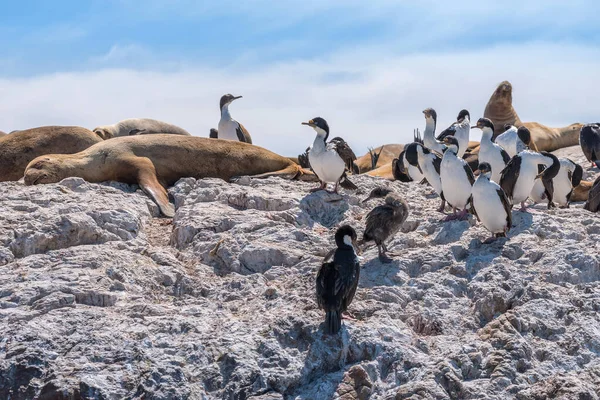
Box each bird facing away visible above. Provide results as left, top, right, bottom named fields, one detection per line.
left=584, top=175, right=600, bottom=213
left=316, top=225, right=361, bottom=335
left=302, top=117, right=357, bottom=193
left=579, top=123, right=600, bottom=169
left=216, top=94, right=253, bottom=143
left=473, top=118, right=511, bottom=183
left=472, top=162, right=512, bottom=242
left=440, top=136, right=475, bottom=221
left=363, top=193, right=410, bottom=263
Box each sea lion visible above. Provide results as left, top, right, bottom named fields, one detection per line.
left=355, top=144, right=404, bottom=173
left=0, top=130, right=6, bottom=137
left=366, top=162, right=395, bottom=180
left=483, top=81, right=583, bottom=151
left=24, top=135, right=310, bottom=217
left=483, top=81, right=522, bottom=137
left=0, top=126, right=103, bottom=182
left=93, top=118, right=191, bottom=139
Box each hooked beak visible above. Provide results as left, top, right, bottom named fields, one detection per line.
left=361, top=195, right=373, bottom=203
left=233, top=95, right=243, bottom=100
left=352, top=239, right=362, bottom=255
left=470, top=125, right=479, bottom=130
left=301, top=121, right=314, bottom=127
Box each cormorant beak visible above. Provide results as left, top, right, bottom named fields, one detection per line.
left=470, top=125, right=479, bottom=130
left=233, top=95, right=243, bottom=100
left=301, top=121, right=315, bottom=127
left=361, top=195, right=373, bottom=203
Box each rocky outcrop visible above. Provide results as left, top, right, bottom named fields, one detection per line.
left=1, top=170, right=599, bottom=399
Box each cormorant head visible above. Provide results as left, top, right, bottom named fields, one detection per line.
left=422, top=108, right=437, bottom=124
left=457, top=109, right=470, bottom=123
left=442, top=136, right=460, bottom=153
left=302, top=117, right=330, bottom=141
left=403, top=142, right=422, bottom=171
left=478, top=162, right=493, bottom=177
left=385, top=193, right=409, bottom=211
left=517, top=126, right=531, bottom=146
left=334, top=224, right=358, bottom=251
left=220, top=93, right=243, bottom=111
left=473, top=117, right=494, bottom=133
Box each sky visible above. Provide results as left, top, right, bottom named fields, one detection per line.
left=1, top=0, right=599, bottom=156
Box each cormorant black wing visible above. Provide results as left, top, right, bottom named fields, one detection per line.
left=235, top=122, right=252, bottom=144
left=209, top=128, right=218, bottom=139
left=500, top=155, right=521, bottom=201
left=497, top=187, right=512, bottom=229
left=329, top=137, right=358, bottom=173
left=500, top=148, right=511, bottom=165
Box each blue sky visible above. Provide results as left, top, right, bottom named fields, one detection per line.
left=1, top=1, right=599, bottom=154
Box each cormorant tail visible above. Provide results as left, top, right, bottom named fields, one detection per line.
left=326, top=310, right=341, bottom=334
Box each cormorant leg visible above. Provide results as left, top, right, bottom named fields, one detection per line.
left=519, top=201, right=528, bottom=212
left=443, top=207, right=458, bottom=221
left=378, top=245, right=393, bottom=264
left=437, top=199, right=446, bottom=213
left=331, top=180, right=340, bottom=194
left=310, top=181, right=327, bottom=192
left=342, top=312, right=358, bottom=321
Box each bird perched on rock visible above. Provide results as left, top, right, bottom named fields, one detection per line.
left=404, top=142, right=445, bottom=212
left=361, top=186, right=393, bottom=203
left=316, top=225, right=360, bottom=334
left=301, top=117, right=357, bottom=193
left=363, top=192, right=409, bottom=263
left=472, top=118, right=510, bottom=183
left=422, top=108, right=445, bottom=155
left=500, top=150, right=560, bottom=211
left=440, top=136, right=475, bottom=221
left=530, top=158, right=583, bottom=208
left=216, top=94, right=252, bottom=143
left=297, top=138, right=359, bottom=174
left=579, top=123, right=600, bottom=169
left=584, top=175, right=600, bottom=212
left=472, top=162, right=512, bottom=242
left=437, top=109, right=471, bottom=158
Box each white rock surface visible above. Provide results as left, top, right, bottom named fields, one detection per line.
left=1, top=148, right=599, bottom=399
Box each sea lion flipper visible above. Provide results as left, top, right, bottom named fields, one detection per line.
left=246, top=164, right=303, bottom=180
left=134, top=158, right=175, bottom=217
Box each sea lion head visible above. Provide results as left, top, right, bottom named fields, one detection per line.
left=93, top=126, right=114, bottom=140
left=492, top=81, right=513, bottom=104
left=24, top=156, right=69, bottom=185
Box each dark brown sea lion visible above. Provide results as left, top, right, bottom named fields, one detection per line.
left=24, top=135, right=310, bottom=217
left=0, top=126, right=103, bottom=182
left=483, top=81, right=583, bottom=151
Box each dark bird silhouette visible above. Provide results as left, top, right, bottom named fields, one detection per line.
left=316, top=225, right=361, bottom=334
left=580, top=123, right=600, bottom=169
left=363, top=193, right=410, bottom=263
left=584, top=175, right=600, bottom=213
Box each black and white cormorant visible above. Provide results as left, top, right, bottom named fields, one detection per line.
left=404, top=142, right=445, bottom=212
left=472, top=162, right=512, bottom=242
left=301, top=117, right=357, bottom=193
left=579, top=123, right=600, bottom=169
left=216, top=94, right=252, bottom=143
left=436, top=109, right=471, bottom=158
left=422, top=108, right=445, bottom=155
left=363, top=193, right=409, bottom=263
left=530, top=158, right=583, bottom=208
left=316, top=225, right=360, bottom=334
left=500, top=150, right=560, bottom=211
left=440, top=136, right=475, bottom=220
left=473, top=118, right=510, bottom=183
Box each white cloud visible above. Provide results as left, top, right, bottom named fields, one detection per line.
left=1, top=41, right=598, bottom=158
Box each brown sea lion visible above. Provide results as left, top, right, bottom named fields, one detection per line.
left=0, top=130, right=6, bottom=137
left=355, top=144, right=404, bottom=173
left=483, top=81, right=522, bottom=137
left=483, top=81, right=583, bottom=151
left=365, top=162, right=395, bottom=180
left=93, top=118, right=191, bottom=139
left=24, top=135, right=311, bottom=217
left=0, top=126, right=103, bottom=182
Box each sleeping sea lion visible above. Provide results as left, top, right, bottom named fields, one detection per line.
left=483, top=81, right=583, bottom=151
left=355, top=144, right=404, bottom=173
left=0, top=126, right=103, bottom=181
left=365, top=162, right=395, bottom=180
left=24, top=135, right=311, bottom=217
left=0, top=131, right=6, bottom=137
left=93, top=118, right=191, bottom=139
